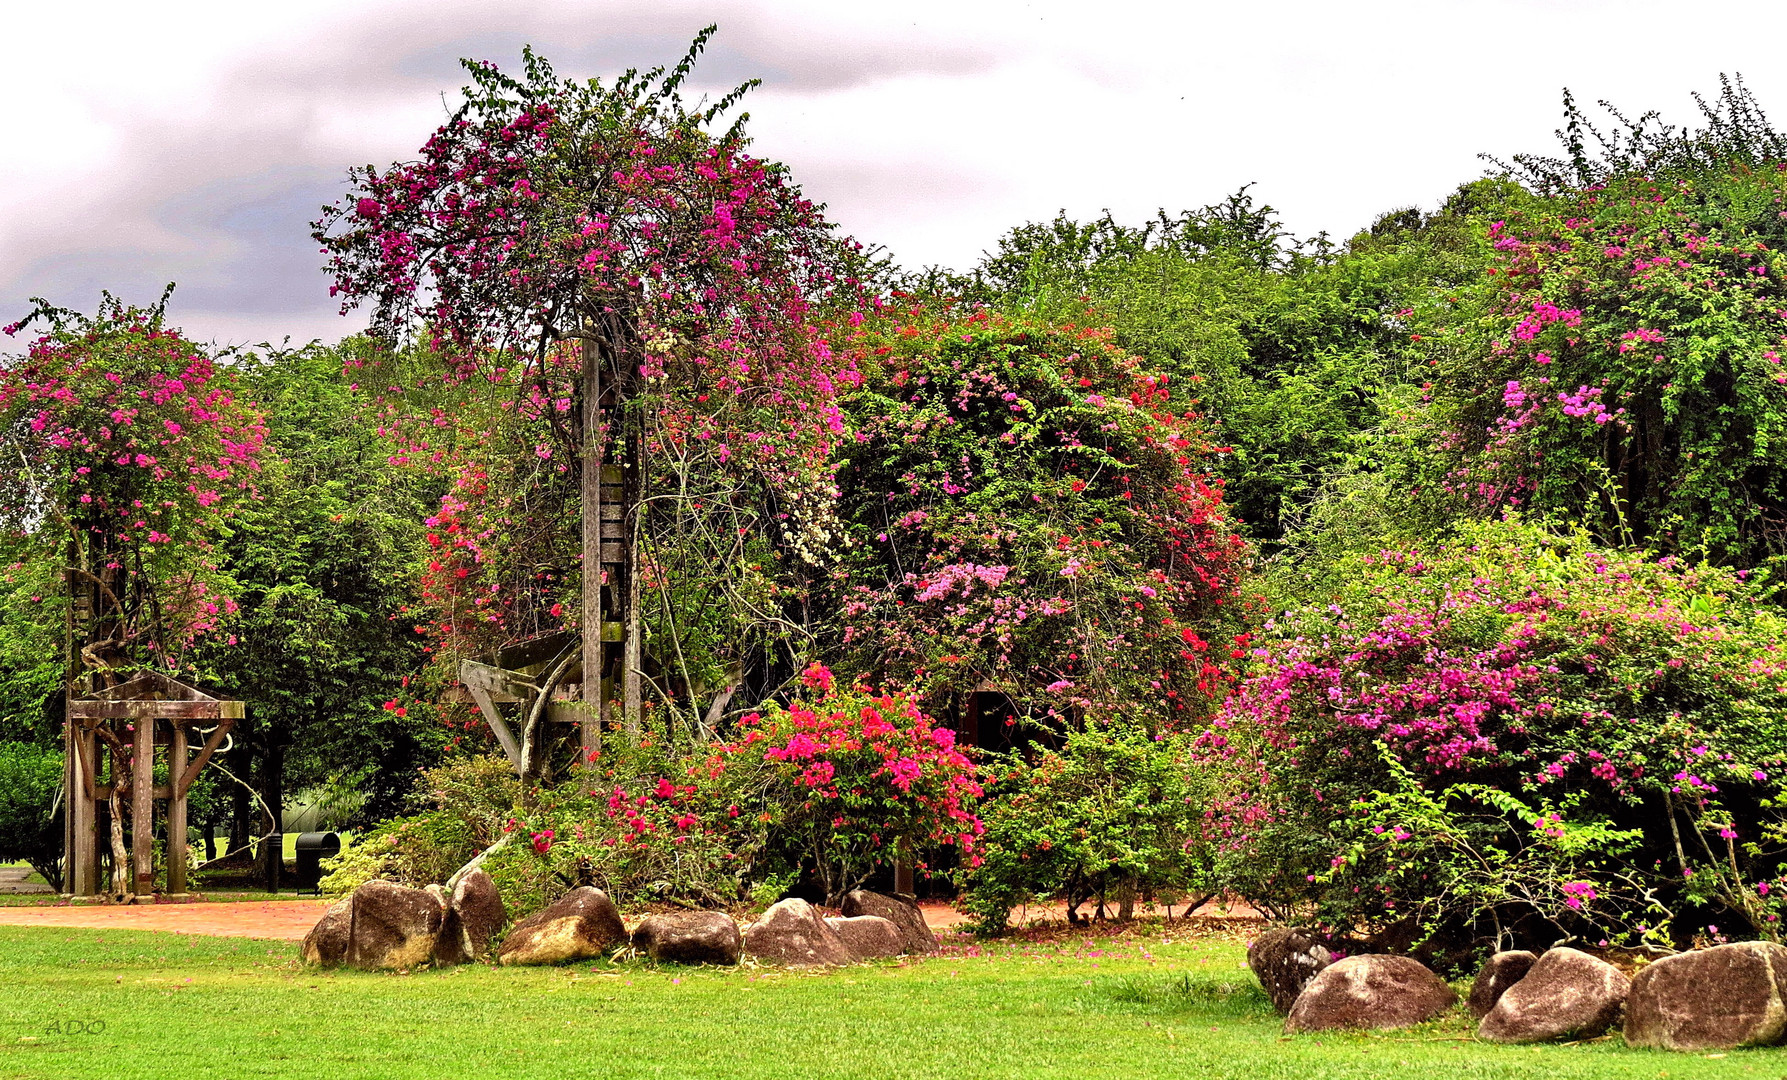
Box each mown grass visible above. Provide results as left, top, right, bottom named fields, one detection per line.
left=0, top=925, right=1770, bottom=1079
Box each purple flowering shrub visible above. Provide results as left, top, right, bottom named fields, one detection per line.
left=1432, top=164, right=1787, bottom=566
left=830, top=309, right=1245, bottom=729
left=1203, top=520, right=1787, bottom=950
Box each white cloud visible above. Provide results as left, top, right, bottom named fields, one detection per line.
left=3, top=0, right=1784, bottom=345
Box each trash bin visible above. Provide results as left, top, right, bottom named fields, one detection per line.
left=293, top=832, right=342, bottom=895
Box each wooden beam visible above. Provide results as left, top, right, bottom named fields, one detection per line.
left=459, top=660, right=539, bottom=704
left=462, top=674, right=523, bottom=775
left=71, top=726, right=96, bottom=896
left=69, top=699, right=243, bottom=720
left=495, top=632, right=577, bottom=673
left=177, top=716, right=236, bottom=797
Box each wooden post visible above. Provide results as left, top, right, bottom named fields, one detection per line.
left=131, top=717, right=154, bottom=896
left=622, top=438, right=642, bottom=734
left=60, top=720, right=74, bottom=896
left=580, top=333, right=603, bottom=761
left=166, top=723, right=188, bottom=896
left=71, top=725, right=96, bottom=896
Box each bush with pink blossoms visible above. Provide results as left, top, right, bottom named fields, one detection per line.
left=457, top=666, right=982, bottom=912
left=0, top=292, right=265, bottom=671
left=1204, top=519, right=1787, bottom=953
left=714, top=665, right=983, bottom=902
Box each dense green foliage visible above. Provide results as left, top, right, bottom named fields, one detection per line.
left=0, top=742, right=63, bottom=890
left=963, top=723, right=1211, bottom=934
left=1207, top=521, right=1787, bottom=955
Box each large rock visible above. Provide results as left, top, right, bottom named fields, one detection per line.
left=497, top=886, right=627, bottom=966
left=825, top=915, right=906, bottom=961
left=841, top=890, right=939, bottom=955
left=743, top=898, right=852, bottom=967
left=301, top=880, right=444, bottom=970
left=1625, top=942, right=1787, bottom=1051
left=1248, top=926, right=1334, bottom=1015
left=1284, top=954, right=1458, bottom=1033
left=454, top=870, right=506, bottom=960
left=1478, top=947, right=1629, bottom=1043
left=1467, top=950, right=1537, bottom=1018
left=632, top=911, right=742, bottom=965
left=431, top=872, right=506, bottom=965
left=300, top=896, right=353, bottom=968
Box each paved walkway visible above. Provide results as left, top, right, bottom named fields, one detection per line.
left=0, top=896, right=1258, bottom=942
left=0, top=868, right=52, bottom=895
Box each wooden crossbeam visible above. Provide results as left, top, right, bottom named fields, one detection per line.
left=69, top=699, right=244, bottom=720
left=459, top=661, right=524, bottom=773
left=177, top=715, right=236, bottom=797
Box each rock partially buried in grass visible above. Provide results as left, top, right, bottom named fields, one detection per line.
left=1466, top=950, right=1536, bottom=1018
left=632, top=911, right=742, bottom=965
left=301, top=880, right=444, bottom=970
left=433, top=870, right=506, bottom=965
left=1247, top=926, right=1333, bottom=1015
left=1624, top=941, right=1787, bottom=1051
left=453, top=869, right=506, bottom=960
left=300, top=896, right=353, bottom=968
left=498, top=886, right=627, bottom=966
left=825, top=915, right=905, bottom=961
left=1284, top=955, right=1457, bottom=1033
left=1477, top=947, right=1628, bottom=1043
left=743, top=898, right=851, bottom=967
left=840, top=890, right=939, bottom=955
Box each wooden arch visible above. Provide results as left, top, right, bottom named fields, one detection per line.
left=64, top=672, right=242, bottom=898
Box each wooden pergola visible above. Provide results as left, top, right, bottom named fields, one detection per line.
left=63, top=672, right=242, bottom=898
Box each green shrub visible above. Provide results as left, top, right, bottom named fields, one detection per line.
left=962, top=722, right=1210, bottom=936
left=0, top=742, right=63, bottom=891
left=316, top=755, right=513, bottom=896
left=1206, top=520, right=1787, bottom=952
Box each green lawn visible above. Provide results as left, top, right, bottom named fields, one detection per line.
left=0, top=924, right=1769, bottom=1079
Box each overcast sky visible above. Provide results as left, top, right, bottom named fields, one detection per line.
left=4, top=0, right=1784, bottom=347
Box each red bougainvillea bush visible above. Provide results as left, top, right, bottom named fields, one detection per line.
left=1203, top=519, right=1787, bottom=953
left=829, top=308, right=1248, bottom=731
left=0, top=294, right=265, bottom=669
left=476, top=664, right=981, bottom=909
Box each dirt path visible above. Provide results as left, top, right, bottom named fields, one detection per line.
left=0, top=896, right=1259, bottom=942
left=0, top=899, right=332, bottom=940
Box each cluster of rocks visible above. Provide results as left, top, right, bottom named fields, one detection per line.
left=302, top=879, right=937, bottom=971
left=1251, top=925, right=1787, bottom=1051
left=302, top=870, right=505, bottom=970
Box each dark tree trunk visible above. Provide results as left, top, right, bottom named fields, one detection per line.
left=228, top=741, right=251, bottom=855
left=259, top=740, right=284, bottom=892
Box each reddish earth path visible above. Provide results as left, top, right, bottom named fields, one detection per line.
left=0, top=896, right=1259, bottom=941
left=0, top=899, right=333, bottom=940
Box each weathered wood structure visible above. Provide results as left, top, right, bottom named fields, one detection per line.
left=62, top=672, right=242, bottom=898
left=458, top=632, right=585, bottom=779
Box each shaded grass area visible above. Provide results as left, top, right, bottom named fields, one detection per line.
left=0, top=925, right=1768, bottom=1080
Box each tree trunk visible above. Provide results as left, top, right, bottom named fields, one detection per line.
left=259, top=740, right=284, bottom=892
left=228, top=741, right=251, bottom=856
left=580, top=332, right=604, bottom=759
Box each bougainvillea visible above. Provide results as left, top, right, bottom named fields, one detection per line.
left=714, top=663, right=983, bottom=901
left=829, top=307, right=1246, bottom=729
left=1433, top=164, right=1787, bottom=566
left=455, top=665, right=981, bottom=908
left=0, top=293, right=264, bottom=672
left=1203, top=520, right=1787, bottom=950
left=314, top=33, right=870, bottom=726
